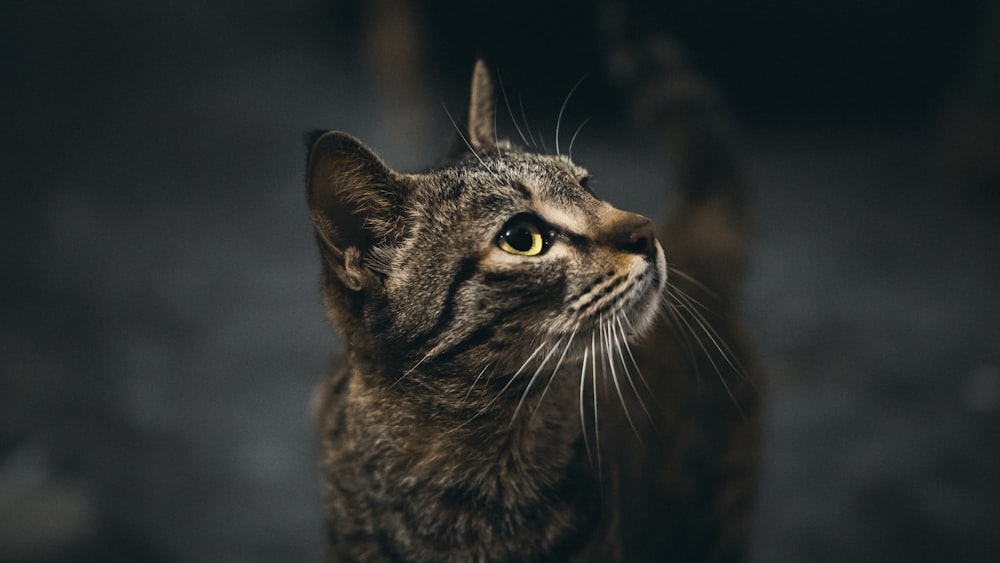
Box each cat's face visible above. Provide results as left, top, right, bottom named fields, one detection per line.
left=387, top=150, right=665, bottom=373
left=307, top=61, right=666, bottom=382
left=309, top=136, right=665, bottom=378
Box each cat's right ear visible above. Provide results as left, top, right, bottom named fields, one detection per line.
left=467, top=58, right=497, bottom=151
left=307, top=131, right=405, bottom=291
left=445, top=59, right=498, bottom=160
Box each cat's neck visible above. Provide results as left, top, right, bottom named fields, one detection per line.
left=324, top=360, right=609, bottom=559
left=360, top=361, right=586, bottom=458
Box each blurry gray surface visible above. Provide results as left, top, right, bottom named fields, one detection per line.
left=2, top=2, right=998, bottom=562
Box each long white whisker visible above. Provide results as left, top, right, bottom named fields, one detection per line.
left=674, top=288, right=735, bottom=367
left=555, top=75, right=587, bottom=156
left=518, top=94, right=537, bottom=148
left=497, top=71, right=530, bottom=147
left=531, top=327, right=578, bottom=422
left=591, top=329, right=602, bottom=477
left=441, top=100, right=488, bottom=170
left=567, top=117, right=592, bottom=159
left=603, top=318, right=642, bottom=442
left=479, top=340, right=547, bottom=418
left=510, top=338, right=564, bottom=424
left=537, top=127, right=550, bottom=154
left=579, top=347, right=592, bottom=464
left=464, top=363, right=492, bottom=402
left=483, top=364, right=497, bottom=389
left=612, top=315, right=653, bottom=423
left=662, top=287, right=702, bottom=379
left=671, top=283, right=754, bottom=388
left=493, top=94, right=502, bottom=157
left=390, top=350, right=432, bottom=388
left=446, top=364, right=499, bottom=435
left=671, top=298, right=745, bottom=419
left=671, top=268, right=720, bottom=302
left=616, top=315, right=657, bottom=400
left=668, top=280, right=714, bottom=313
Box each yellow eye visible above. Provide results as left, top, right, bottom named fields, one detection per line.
left=498, top=216, right=547, bottom=256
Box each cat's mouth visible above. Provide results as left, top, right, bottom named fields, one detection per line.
left=500, top=249, right=666, bottom=404
left=628, top=240, right=668, bottom=335
left=558, top=242, right=667, bottom=342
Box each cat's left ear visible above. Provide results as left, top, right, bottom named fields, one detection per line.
left=307, top=131, right=406, bottom=291
left=467, top=58, right=497, bottom=151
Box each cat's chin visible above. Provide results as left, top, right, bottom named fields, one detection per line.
left=625, top=242, right=669, bottom=339
left=558, top=243, right=667, bottom=356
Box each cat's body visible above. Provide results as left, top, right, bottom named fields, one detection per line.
left=308, top=46, right=759, bottom=562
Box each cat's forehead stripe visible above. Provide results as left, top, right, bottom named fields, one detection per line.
left=510, top=181, right=532, bottom=200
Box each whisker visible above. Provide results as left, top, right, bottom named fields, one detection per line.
left=390, top=350, right=433, bottom=389
left=616, top=315, right=657, bottom=400
left=672, top=288, right=732, bottom=361
left=667, top=280, right=716, bottom=320
left=662, top=286, right=703, bottom=378
left=555, top=75, right=587, bottom=156
left=670, top=280, right=754, bottom=389
left=464, top=363, right=493, bottom=402
left=475, top=340, right=547, bottom=420
left=670, top=268, right=721, bottom=303
left=602, top=317, right=642, bottom=444
left=483, top=364, right=496, bottom=388
left=537, top=127, right=550, bottom=154
left=591, top=329, right=602, bottom=477
left=441, top=100, right=488, bottom=170
left=612, top=315, right=654, bottom=423
left=446, top=364, right=500, bottom=435
left=518, top=94, right=537, bottom=148
left=567, top=117, right=592, bottom=160
left=497, top=70, right=530, bottom=148
left=531, top=327, right=578, bottom=422
left=669, top=296, right=746, bottom=419
left=510, top=338, right=564, bottom=424
left=579, top=347, right=592, bottom=464
left=492, top=94, right=502, bottom=158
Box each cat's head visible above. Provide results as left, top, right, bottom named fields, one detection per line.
left=307, top=60, right=666, bottom=381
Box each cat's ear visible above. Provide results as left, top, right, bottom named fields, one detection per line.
left=307, top=131, right=405, bottom=291
left=467, top=58, right=497, bottom=151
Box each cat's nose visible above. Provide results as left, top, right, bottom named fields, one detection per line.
left=611, top=214, right=657, bottom=258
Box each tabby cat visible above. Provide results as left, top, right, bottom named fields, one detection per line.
left=306, top=44, right=759, bottom=562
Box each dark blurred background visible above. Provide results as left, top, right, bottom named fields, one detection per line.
left=2, top=1, right=998, bottom=561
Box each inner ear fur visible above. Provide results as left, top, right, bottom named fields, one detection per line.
left=307, top=131, right=406, bottom=288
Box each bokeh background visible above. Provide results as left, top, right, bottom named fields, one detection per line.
left=2, top=1, right=998, bottom=561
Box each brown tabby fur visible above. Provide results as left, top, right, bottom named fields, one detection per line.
left=307, top=44, right=760, bottom=562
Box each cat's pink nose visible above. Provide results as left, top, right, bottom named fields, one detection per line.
left=611, top=214, right=657, bottom=258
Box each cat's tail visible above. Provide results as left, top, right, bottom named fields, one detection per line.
left=607, top=37, right=751, bottom=313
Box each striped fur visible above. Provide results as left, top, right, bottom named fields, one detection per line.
left=308, top=51, right=759, bottom=562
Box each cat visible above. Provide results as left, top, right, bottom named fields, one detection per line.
left=306, top=43, right=759, bottom=562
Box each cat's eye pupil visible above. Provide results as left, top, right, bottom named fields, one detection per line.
left=497, top=216, right=546, bottom=256
left=504, top=224, right=535, bottom=252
